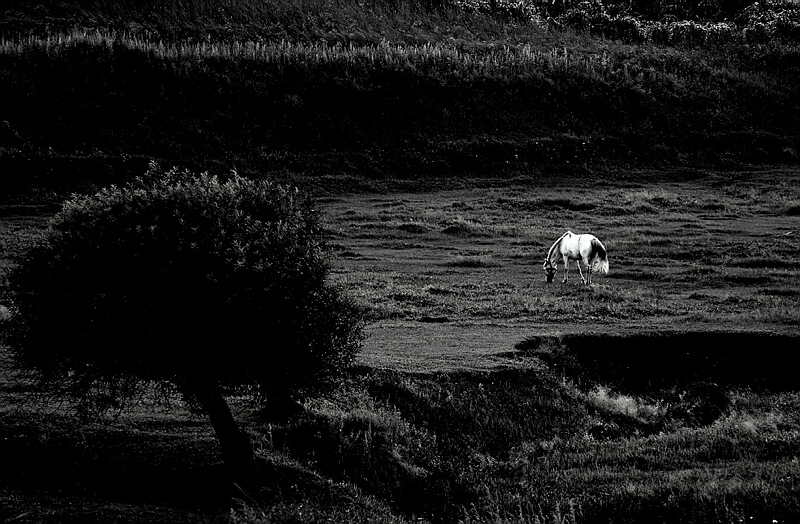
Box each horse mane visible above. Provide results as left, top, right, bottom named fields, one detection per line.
left=546, top=231, right=571, bottom=265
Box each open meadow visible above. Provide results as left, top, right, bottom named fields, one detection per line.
left=323, top=168, right=800, bottom=371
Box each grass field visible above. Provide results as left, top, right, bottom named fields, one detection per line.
left=324, top=167, right=799, bottom=371
left=2, top=167, right=799, bottom=523
left=2, top=0, right=800, bottom=521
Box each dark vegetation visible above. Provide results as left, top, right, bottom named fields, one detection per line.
left=0, top=165, right=364, bottom=489
left=1, top=0, right=800, bottom=201
left=517, top=332, right=800, bottom=426
left=517, top=332, right=800, bottom=392
left=5, top=341, right=800, bottom=523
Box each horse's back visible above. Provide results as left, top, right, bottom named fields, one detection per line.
left=576, top=234, right=597, bottom=255
left=556, top=231, right=606, bottom=260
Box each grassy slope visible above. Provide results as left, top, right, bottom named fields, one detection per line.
left=1, top=1, right=799, bottom=201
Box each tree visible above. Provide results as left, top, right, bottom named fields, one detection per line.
left=0, top=164, right=364, bottom=488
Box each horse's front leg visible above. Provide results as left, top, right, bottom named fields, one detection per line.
left=577, top=258, right=587, bottom=285
left=562, top=256, right=569, bottom=283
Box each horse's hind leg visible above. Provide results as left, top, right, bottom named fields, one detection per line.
left=584, top=257, right=594, bottom=285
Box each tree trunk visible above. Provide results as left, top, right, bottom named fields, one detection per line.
left=187, top=376, right=259, bottom=489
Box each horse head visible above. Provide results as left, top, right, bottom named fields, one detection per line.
left=543, top=259, right=557, bottom=283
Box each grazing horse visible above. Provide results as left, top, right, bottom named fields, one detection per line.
left=543, top=231, right=609, bottom=285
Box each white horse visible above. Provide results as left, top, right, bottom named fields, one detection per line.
left=543, top=231, right=609, bottom=285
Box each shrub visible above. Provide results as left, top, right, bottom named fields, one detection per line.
left=0, top=163, right=365, bottom=487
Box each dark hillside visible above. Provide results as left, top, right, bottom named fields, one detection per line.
left=1, top=0, right=799, bottom=198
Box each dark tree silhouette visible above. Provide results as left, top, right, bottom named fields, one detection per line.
left=0, top=164, right=364, bottom=488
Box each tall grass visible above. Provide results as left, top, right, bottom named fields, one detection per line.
left=1, top=31, right=797, bottom=199
left=234, top=367, right=800, bottom=523
left=0, top=30, right=618, bottom=78
left=1, top=1, right=799, bottom=201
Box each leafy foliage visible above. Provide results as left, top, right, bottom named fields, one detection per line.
left=545, top=0, right=800, bottom=44
left=1, top=164, right=364, bottom=411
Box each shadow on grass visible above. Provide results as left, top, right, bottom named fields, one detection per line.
left=516, top=331, right=800, bottom=427
left=516, top=331, right=800, bottom=393
left=0, top=411, right=231, bottom=523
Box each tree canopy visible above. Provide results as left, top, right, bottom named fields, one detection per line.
left=1, top=164, right=365, bottom=483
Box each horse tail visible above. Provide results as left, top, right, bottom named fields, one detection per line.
left=597, top=257, right=609, bottom=275
left=591, top=237, right=609, bottom=275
